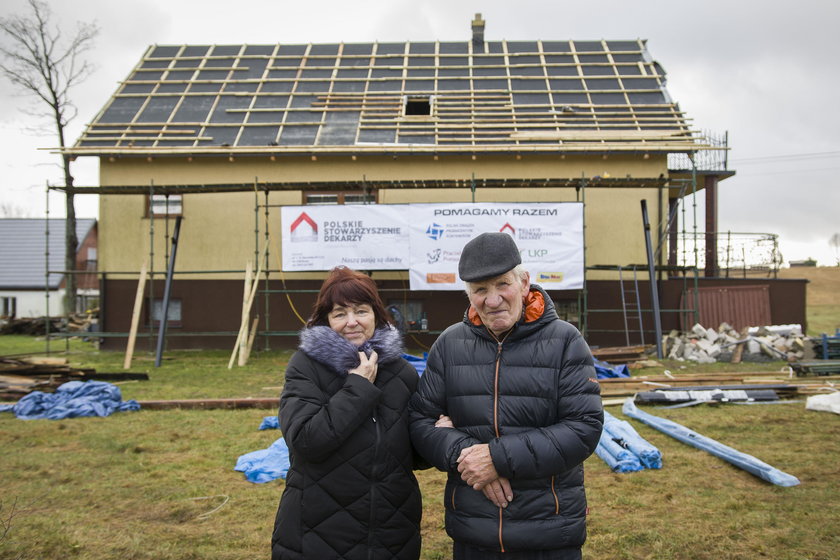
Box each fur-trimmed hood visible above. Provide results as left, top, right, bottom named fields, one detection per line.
left=298, top=325, right=404, bottom=376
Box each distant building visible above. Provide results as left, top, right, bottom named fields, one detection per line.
left=0, top=218, right=98, bottom=318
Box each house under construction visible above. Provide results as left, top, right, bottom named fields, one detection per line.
left=60, top=15, right=806, bottom=352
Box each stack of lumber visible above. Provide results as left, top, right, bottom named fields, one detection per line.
left=0, top=317, right=64, bottom=336
left=0, top=312, right=96, bottom=336
left=791, top=360, right=840, bottom=376
left=0, top=356, right=147, bottom=400
left=598, top=369, right=839, bottom=400
left=591, top=345, right=650, bottom=364
left=67, top=311, right=97, bottom=332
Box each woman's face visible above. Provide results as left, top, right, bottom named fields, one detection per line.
left=327, top=302, right=376, bottom=345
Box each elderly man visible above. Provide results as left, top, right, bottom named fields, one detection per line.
left=409, top=232, right=603, bottom=560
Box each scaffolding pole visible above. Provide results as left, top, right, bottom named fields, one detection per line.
left=641, top=200, right=663, bottom=358
left=154, top=215, right=182, bottom=367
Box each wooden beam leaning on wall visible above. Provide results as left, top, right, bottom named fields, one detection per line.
left=123, top=261, right=148, bottom=369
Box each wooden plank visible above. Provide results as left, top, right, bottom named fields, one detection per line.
left=137, top=398, right=278, bottom=410
left=228, top=243, right=269, bottom=369
left=236, top=261, right=253, bottom=367
left=730, top=327, right=749, bottom=364
left=20, top=357, right=68, bottom=366
left=123, top=261, right=148, bottom=369
left=241, top=316, right=260, bottom=367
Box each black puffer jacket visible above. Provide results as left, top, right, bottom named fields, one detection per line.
left=408, top=285, right=603, bottom=553
left=272, top=325, right=422, bottom=560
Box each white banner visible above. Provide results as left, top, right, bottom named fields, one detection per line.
left=407, top=203, right=583, bottom=290
left=281, top=205, right=409, bottom=271
left=280, top=203, right=584, bottom=291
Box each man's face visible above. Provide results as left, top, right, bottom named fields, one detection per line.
left=467, top=269, right=530, bottom=337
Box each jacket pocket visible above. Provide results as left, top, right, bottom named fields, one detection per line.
left=445, top=478, right=457, bottom=511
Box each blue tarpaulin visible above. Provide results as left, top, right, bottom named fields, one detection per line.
left=594, top=358, right=630, bottom=379
left=259, top=415, right=280, bottom=430
left=235, top=416, right=291, bottom=483
left=235, top=436, right=290, bottom=483
left=0, top=380, right=140, bottom=420
left=402, top=353, right=427, bottom=376
left=595, top=410, right=662, bottom=473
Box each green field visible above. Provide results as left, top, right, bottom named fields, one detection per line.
left=2, top=336, right=839, bottom=559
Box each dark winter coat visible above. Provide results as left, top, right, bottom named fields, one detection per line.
left=408, top=285, right=603, bottom=553
left=272, top=325, right=422, bottom=560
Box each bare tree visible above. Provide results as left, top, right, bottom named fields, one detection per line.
left=0, top=0, right=98, bottom=316
left=0, top=201, right=31, bottom=217
left=830, top=233, right=840, bottom=266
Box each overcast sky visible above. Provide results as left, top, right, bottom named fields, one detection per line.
left=2, top=0, right=838, bottom=265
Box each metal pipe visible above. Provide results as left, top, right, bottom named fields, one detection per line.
left=641, top=200, right=663, bottom=358
left=154, top=216, right=182, bottom=367
left=45, top=182, right=51, bottom=354
left=148, top=181, right=155, bottom=352
left=263, top=188, right=271, bottom=351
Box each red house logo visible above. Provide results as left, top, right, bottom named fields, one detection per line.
left=499, top=223, right=516, bottom=235
left=290, top=212, right=318, bottom=242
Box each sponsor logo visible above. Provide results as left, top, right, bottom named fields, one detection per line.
left=519, top=227, right=542, bottom=240
left=426, top=272, right=456, bottom=284
left=426, top=223, right=445, bottom=240
left=537, top=272, right=564, bottom=282
left=427, top=248, right=442, bottom=264
left=499, top=222, right=515, bottom=235
left=518, top=228, right=564, bottom=241
left=289, top=212, right=317, bottom=242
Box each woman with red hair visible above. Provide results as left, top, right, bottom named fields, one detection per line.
left=271, top=267, right=422, bottom=560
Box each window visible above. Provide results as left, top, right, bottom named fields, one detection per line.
left=305, top=191, right=376, bottom=205
left=147, top=194, right=183, bottom=217
left=404, top=95, right=433, bottom=117
left=85, top=248, right=97, bottom=271
left=150, top=298, right=182, bottom=327
left=1, top=296, right=16, bottom=319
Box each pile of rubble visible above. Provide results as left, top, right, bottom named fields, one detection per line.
left=663, top=323, right=808, bottom=364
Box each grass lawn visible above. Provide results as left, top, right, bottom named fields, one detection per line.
left=2, top=336, right=839, bottom=559
left=777, top=266, right=840, bottom=336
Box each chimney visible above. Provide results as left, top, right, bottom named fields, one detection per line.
left=471, top=13, right=485, bottom=49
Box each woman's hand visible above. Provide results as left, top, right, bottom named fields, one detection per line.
left=348, top=350, right=378, bottom=383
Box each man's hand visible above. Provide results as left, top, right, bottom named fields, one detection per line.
left=457, top=444, right=499, bottom=490
left=434, top=414, right=454, bottom=428
left=481, top=477, right=513, bottom=508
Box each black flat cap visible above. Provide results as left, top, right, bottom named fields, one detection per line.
left=458, top=232, right=522, bottom=282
